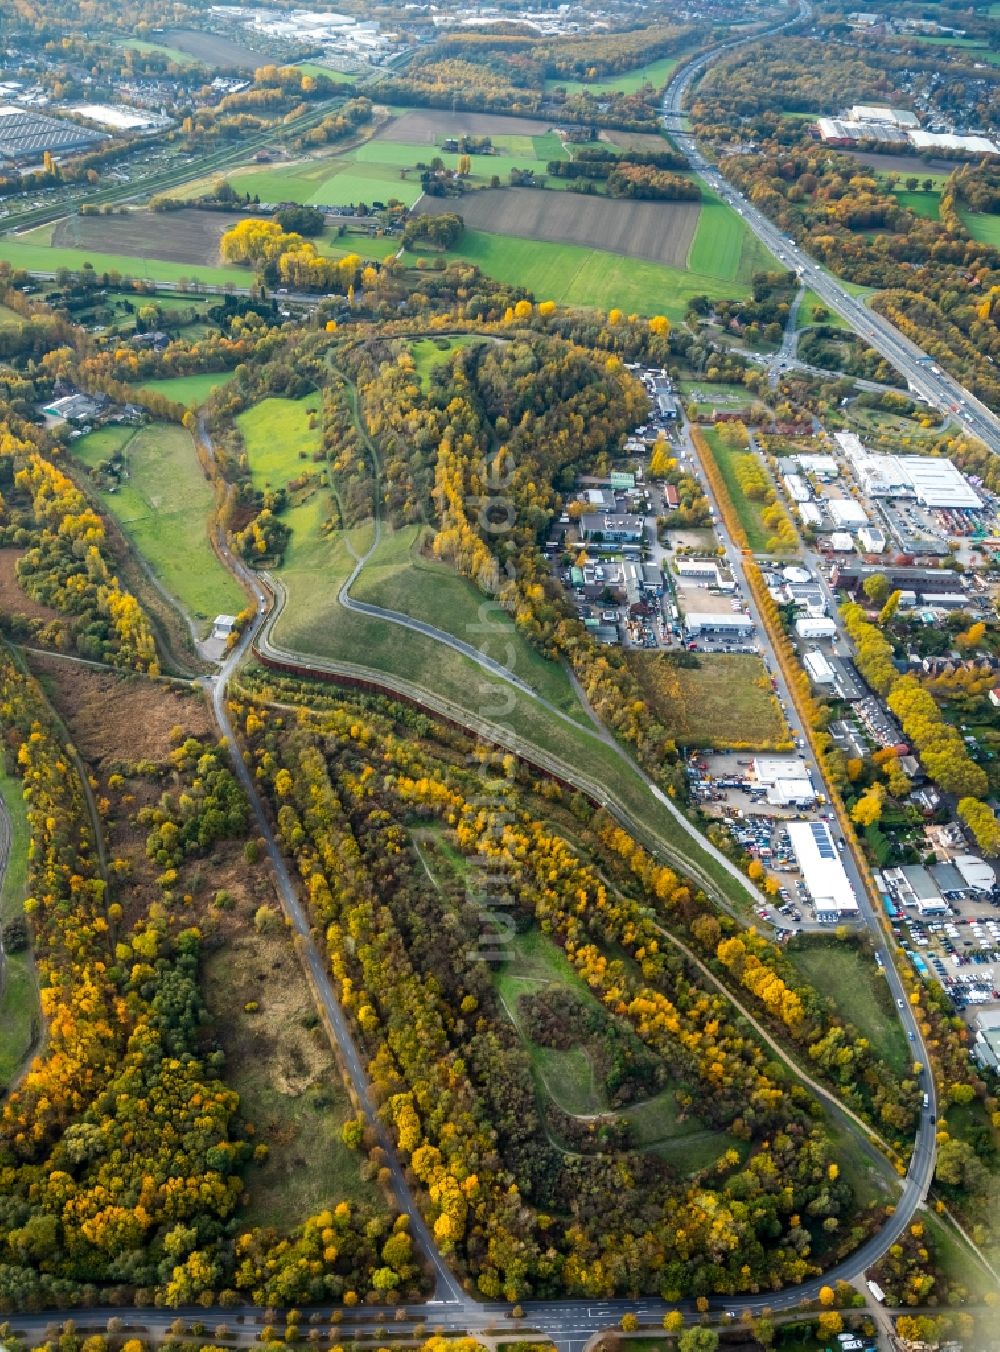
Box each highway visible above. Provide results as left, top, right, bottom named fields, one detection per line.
left=4, top=10, right=993, bottom=1340
left=663, top=2, right=1000, bottom=453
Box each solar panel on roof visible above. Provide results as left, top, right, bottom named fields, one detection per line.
left=810, top=822, right=836, bottom=858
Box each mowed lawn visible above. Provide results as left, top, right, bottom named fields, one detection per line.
left=544, top=55, right=679, bottom=94
left=958, top=207, right=1000, bottom=247
left=72, top=422, right=244, bottom=630
left=408, top=334, right=484, bottom=386
left=133, top=371, right=234, bottom=407
left=627, top=650, right=789, bottom=749
left=698, top=426, right=796, bottom=553
left=350, top=524, right=588, bottom=720
left=895, top=189, right=941, bottom=221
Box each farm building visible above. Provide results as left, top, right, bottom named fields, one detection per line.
left=43, top=392, right=102, bottom=421
left=787, top=820, right=859, bottom=921
left=580, top=513, right=644, bottom=543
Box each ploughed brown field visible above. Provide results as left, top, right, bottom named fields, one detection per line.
left=414, top=187, right=700, bottom=268
left=376, top=109, right=555, bottom=143
left=158, top=28, right=272, bottom=69
left=53, top=208, right=246, bottom=265
left=600, top=129, right=674, bottom=152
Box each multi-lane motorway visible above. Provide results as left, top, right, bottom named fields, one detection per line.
left=4, top=9, right=995, bottom=1344
left=664, top=3, right=1000, bottom=455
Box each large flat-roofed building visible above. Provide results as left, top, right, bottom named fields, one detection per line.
left=974, top=1011, right=1000, bottom=1072
left=580, top=513, right=645, bottom=543
left=831, top=562, right=960, bottom=597
left=837, top=432, right=983, bottom=508
left=795, top=616, right=837, bottom=639
left=828, top=498, right=868, bottom=530
left=787, top=820, right=859, bottom=921
left=753, top=757, right=811, bottom=786
left=0, top=105, right=105, bottom=162
left=956, top=854, right=996, bottom=893
left=684, top=612, right=754, bottom=636
left=783, top=473, right=810, bottom=504
left=804, top=649, right=835, bottom=685
left=850, top=104, right=920, bottom=128
left=885, top=864, right=949, bottom=915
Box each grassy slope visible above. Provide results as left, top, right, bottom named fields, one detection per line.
left=133, top=371, right=234, bottom=407
left=544, top=55, right=680, bottom=95
left=0, top=764, right=35, bottom=1088
left=269, top=524, right=762, bottom=914
left=72, top=422, right=244, bottom=630
left=497, top=927, right=744, bottom=1172
left=796, top=289, right=849, bottom=330
left=115, top=37, right=202, bottom=65
left=237, top=394, right=323, bottom=496
left=350, top=524, right=587, bottom=721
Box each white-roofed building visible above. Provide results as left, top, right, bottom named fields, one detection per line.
left=829, top=499, right=868, bottom=530
left=794, top=455, right=840, bottom=480
left=753, top=757, right=811, bottom=785
left=799, top=502, right=823, bottom=528
left=768, top=778, right=817, bottom=807
left=783, top=473, right=810, bottom=504
left=850, top=104, right=920, bottom=128
left=804, top=649, right=835, bottom=685
left=858, top=525, right=886, bottom=553
left=956, top=855, right=996, bottom=893
left=787, top=820, right=859, bottom=921
left=829, top=532, right=856, bottom=552
left=684, top=612, right=754, bottom=636
left=795, top=616, right=837, bottom=638
left=910, top=130, right=1000, bottom=155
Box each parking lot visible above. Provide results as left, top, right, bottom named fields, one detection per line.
left=688, top=751, right=847, bottom=932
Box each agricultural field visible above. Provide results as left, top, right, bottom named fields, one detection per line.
left=626, top=650, right=789, bottom=749
left=0, top=762, right=35, bottom=1090
left=156, top=27, right=272, bottom=69
left=845, top=151, right=960, bottom=183
left=71, top=421, right=244, bottom=632
left=377, top=109, right=556, bottom=143
left=0, top=221, right=248, bottom=287
left=132, top=371, right=234, bottom=407
left=599, top=129, right=674, bottom=152
left=115, top=37, right=202, bottom=66
left=414, top=189, right=701, bottom=269
left=294, top=62, right=358, bottom=82
left=53, top=209, right=245, bottom=266
left=958, top=208, right=1000, bottom=247
left=544, top=55, right=679, bottom=95
left=910, top=34, right=1000, bottom=64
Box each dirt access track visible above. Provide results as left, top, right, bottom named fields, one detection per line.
left=376, top=109, right=556, bottom=143
left=414, top=188, right=701, bottom=268
left=53, top=208, right=247, bottom=266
